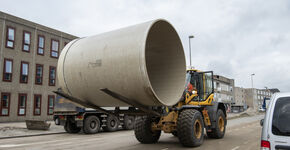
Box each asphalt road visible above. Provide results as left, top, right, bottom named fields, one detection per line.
left=0, top=115, right=264, bottom=150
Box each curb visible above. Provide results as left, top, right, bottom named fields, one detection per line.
left=0, top=132, right=66, bottom=140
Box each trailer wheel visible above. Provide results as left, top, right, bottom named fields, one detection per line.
left=177, top=109, right=204, bottom=147
left=124, top=115, right=135, bottom=130
left=83, top=116, right=100, bottom=134
left=134, top=116, right=161, bottom=144
left=207, top=109, right=226, bottom=139
left=103, top=115, right=119, bottom=132
left=64, top=121, right=81, bottom=133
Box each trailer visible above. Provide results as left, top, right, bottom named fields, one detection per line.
left=53, top=94, right=135, bottom=134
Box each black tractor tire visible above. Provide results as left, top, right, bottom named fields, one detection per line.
left=83, top=115, right=100, bottom=134
left=172, top=131, right=178, bottom=137
left=124, top=115, right=135, bottom=130
left=207, top=109, right=226, bottom=139
left=177, top=109, right=204, bottom=147
left=64, top=121, right=81, bottom=133
left=134, top=116, right=161, bottom=144
left=103, top=115, right=120, bottom=132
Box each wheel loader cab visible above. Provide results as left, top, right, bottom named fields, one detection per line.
left=184, top=70, right=214, bottom=105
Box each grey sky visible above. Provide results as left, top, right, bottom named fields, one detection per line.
left=1, top=0, right=289, bottom=91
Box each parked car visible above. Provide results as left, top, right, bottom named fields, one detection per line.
left=260, top=92, right=290, bottom=150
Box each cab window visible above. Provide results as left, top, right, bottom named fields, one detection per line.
left=197, top=72, right=213, bottom=101
left=272, top=97, right=290, bottom=136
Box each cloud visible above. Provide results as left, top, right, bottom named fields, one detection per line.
left=1, top=0, right=289, bottom=91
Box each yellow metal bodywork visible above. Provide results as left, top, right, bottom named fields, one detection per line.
left=152, top=111, right=178, bottom=133
left=188, top=93, right=214, bottom=106
left=152, top=69, right=214, bottom=133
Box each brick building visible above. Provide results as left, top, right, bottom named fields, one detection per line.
left=0, top=11, right=77, bottom=122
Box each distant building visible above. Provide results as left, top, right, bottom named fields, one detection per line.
left=0, top=11, right=77, bottom=122
left=242, top=88, right=275, bottom=111
left=213, top=75, right=235, bottom=110
left=233, top=87, right=247, bottom=112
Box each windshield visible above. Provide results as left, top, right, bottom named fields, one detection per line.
left=272, top=97, right=290, bottom=136
left=185, top=72, right=191, bottom=88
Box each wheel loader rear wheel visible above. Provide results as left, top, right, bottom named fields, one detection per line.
left=207, top=109, right=226, bottom=139
left=177, top=109, right=204, bottom=147
left=134, top=116, right=161, bottom=144
left=124, top=115, right=135, bottom=130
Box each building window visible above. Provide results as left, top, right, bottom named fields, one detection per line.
left=35, top=64, right=43, bottom=85
left=22, top=31, right=31, bottom=52
left=49, top=66, right=56, bottom=86
left=6, top=26, right=15, bottom=49
left=3, top=58, right=13, bottom=82
left=47, top=95, right=55, bottom=115
left=18, top=93, right=27, bottom=116
left=20, top=61, right=29, bottom=83
left=34, top=94, right=41, bottom=115
left=51, top=39, right=59, bottom=58
left=1, top=93, right=10, bottom=116
left=37, top=35, right=45, bottom=55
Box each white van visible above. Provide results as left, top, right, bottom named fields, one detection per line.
left=261, top=92, right=290, bottom=150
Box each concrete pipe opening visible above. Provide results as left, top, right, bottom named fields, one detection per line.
left=145, top=20, right=186, bottom=106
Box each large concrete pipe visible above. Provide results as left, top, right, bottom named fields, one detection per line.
left=57, top=19, right=186, bottom=107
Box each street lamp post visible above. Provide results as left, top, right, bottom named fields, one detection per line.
left=251, top=73, right=255, bottom=88
left=188, top=35, right=194, bottom=67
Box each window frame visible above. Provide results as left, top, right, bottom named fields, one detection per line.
left=37, top=35, right=45, bottom=55
left=50, top=39, right=59, bottom=58
left=18, top=93, right=27, bottom=116
left=3, top=58, right=13, bottom=82
left=47, top=95, right=55, bottom=115
left=5, top=26, right=15, bottom=49
left=49, top=66, right=56, bottom=86
left=35, top=64, right=43, bottom=85
left=22, top=31, right=31, bottom=52
left=0, top=93, right=11, bottom=116
left=20, top=61, right=29, bottom=83
left=33, top=94, right=42, bottom=116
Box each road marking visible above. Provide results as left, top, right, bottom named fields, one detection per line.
left=232, top=146, right=240, bottom=150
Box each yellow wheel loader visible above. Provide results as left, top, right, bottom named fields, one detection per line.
left=133, top=69, right=227, bottom=147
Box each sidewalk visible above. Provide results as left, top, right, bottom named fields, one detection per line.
left=0, top=121, right=65, bottom=139
left=227, top=108, right=265, bottom=120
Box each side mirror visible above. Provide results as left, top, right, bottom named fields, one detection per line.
left=260, top=119, right=264, bottom=126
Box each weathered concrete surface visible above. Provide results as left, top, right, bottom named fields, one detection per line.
left=0, top=115, right=264, bottom=150
left=58, top=19, right=186, bottom=107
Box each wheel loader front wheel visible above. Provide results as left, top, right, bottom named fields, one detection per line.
left=177, top=109, right=204, bottom=147
left=134, top=116, right=161, bottom=144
